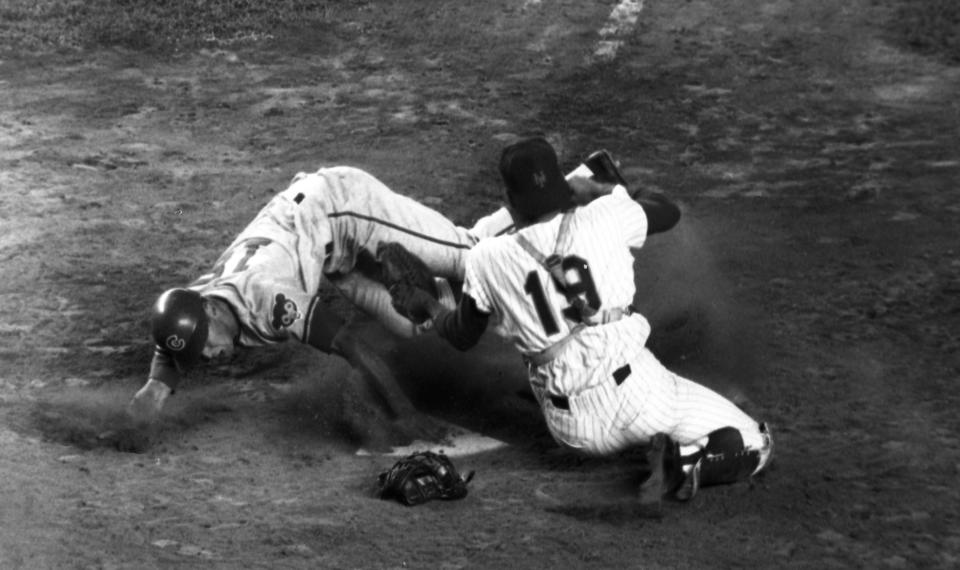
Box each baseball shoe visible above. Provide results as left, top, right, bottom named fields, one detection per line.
left=660, top=436, right=701, bottom=502
left=637, top=433, right=667, bottom=517
left=672, top=458, right=701, bottom=502
left=752, top=422, right=774, bottom=477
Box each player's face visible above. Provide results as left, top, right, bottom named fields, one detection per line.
left=201, top=298, right=239, bottom=362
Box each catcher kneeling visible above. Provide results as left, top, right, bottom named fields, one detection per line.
left=384, top=137, right=774, bottom=506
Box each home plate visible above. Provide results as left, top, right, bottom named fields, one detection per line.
left=356, top=422, right=508, bottom=457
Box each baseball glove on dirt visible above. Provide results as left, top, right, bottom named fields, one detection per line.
left=376, top=451, right=475, bottom=506
left=377, top=242, right=438, bottom=299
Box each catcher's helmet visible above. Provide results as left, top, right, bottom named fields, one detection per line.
left=151, top=288, right=208, bottom=369
left=499, top=137, right=573, bottom=223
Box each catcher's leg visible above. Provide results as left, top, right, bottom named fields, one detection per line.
left=659, top=373, right=774, bottom=500
left=614, top=350, right=773, bottom=500
left=664, top=422, right=774, bottom=501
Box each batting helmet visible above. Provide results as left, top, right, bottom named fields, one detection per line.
left=499, top=137, right=574, bottom=223
left=151, top=288, right=208, bottom=369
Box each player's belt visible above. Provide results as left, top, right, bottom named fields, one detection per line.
left=524, top=326, right=586, bottom=368
left=585, top=306, right=632, bottom=326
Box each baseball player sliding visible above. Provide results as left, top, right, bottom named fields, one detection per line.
left=126, top=149, right=643, bottom=440
left=389, top=137, right=774, bottom=503
left=127, top=165, right=497, bottom=440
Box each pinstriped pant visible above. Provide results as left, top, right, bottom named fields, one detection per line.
left=529, top=315, right=765, bottom=456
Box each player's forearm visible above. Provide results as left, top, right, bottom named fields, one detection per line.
left=149, top=349, right=182, bottom=392
left=433, top=295, right=488, bottom=351
left=127, top=344, right=180, bottom=425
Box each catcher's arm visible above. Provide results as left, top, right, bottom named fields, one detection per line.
left=567, top=151, right=680, bottom=235
left=433, top=294, right=489, bottom=351
left=390, top=284, right=488, bottom=351
left=567, top=149, right=635, bottom=204
left=567, top=176, right=679, bottom=236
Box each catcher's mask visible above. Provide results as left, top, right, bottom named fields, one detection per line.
left=499, top=136, right=574, bottom=224
left=151, top=288, right=209, bottom=370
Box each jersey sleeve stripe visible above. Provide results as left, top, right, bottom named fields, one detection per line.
left=328, top=211, right=472, bottom=250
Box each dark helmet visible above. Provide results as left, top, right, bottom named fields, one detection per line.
left=499, top=137, right=574, bottom=223
left=151, top=288, right=208, bottom=369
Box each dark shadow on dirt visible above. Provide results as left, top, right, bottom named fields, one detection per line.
left=29, top=386, right=233, bottom=454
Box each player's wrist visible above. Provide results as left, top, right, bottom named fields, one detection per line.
left=144, top=377, right=173, bottom=402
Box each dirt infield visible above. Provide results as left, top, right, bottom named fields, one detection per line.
left=2, top=0, right=959, bottom=568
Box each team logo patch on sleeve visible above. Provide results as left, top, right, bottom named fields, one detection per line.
left=272, top=294, right=302, bottom=329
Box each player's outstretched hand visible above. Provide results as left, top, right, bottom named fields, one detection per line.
left=126, top=378, right=171, bottom=427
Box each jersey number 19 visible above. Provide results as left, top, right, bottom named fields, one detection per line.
left=524, top=255, right=600, bottom=335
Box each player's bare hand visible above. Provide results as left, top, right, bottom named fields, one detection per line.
left=126, top=378, right=171, bottom=427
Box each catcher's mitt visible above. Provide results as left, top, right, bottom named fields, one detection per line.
left=377, top=242, right=438, bottom=299
left=376, top=451, right=475, bottom=506
left=388, top=283, right=437, bottom=324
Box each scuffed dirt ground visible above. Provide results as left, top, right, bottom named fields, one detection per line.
left=2, top=0, right=959, bottom=568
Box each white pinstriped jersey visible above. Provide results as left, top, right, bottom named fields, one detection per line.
left=464, top=190, right=648, bottom=357
left=462, top=191, right=765, bottom=455
left=187, top=166, right=479, bottom=344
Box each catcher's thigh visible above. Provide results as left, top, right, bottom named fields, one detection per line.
left=632, top=346, right=764, bottom=451
left=670, top=374, right=766, bottom=451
